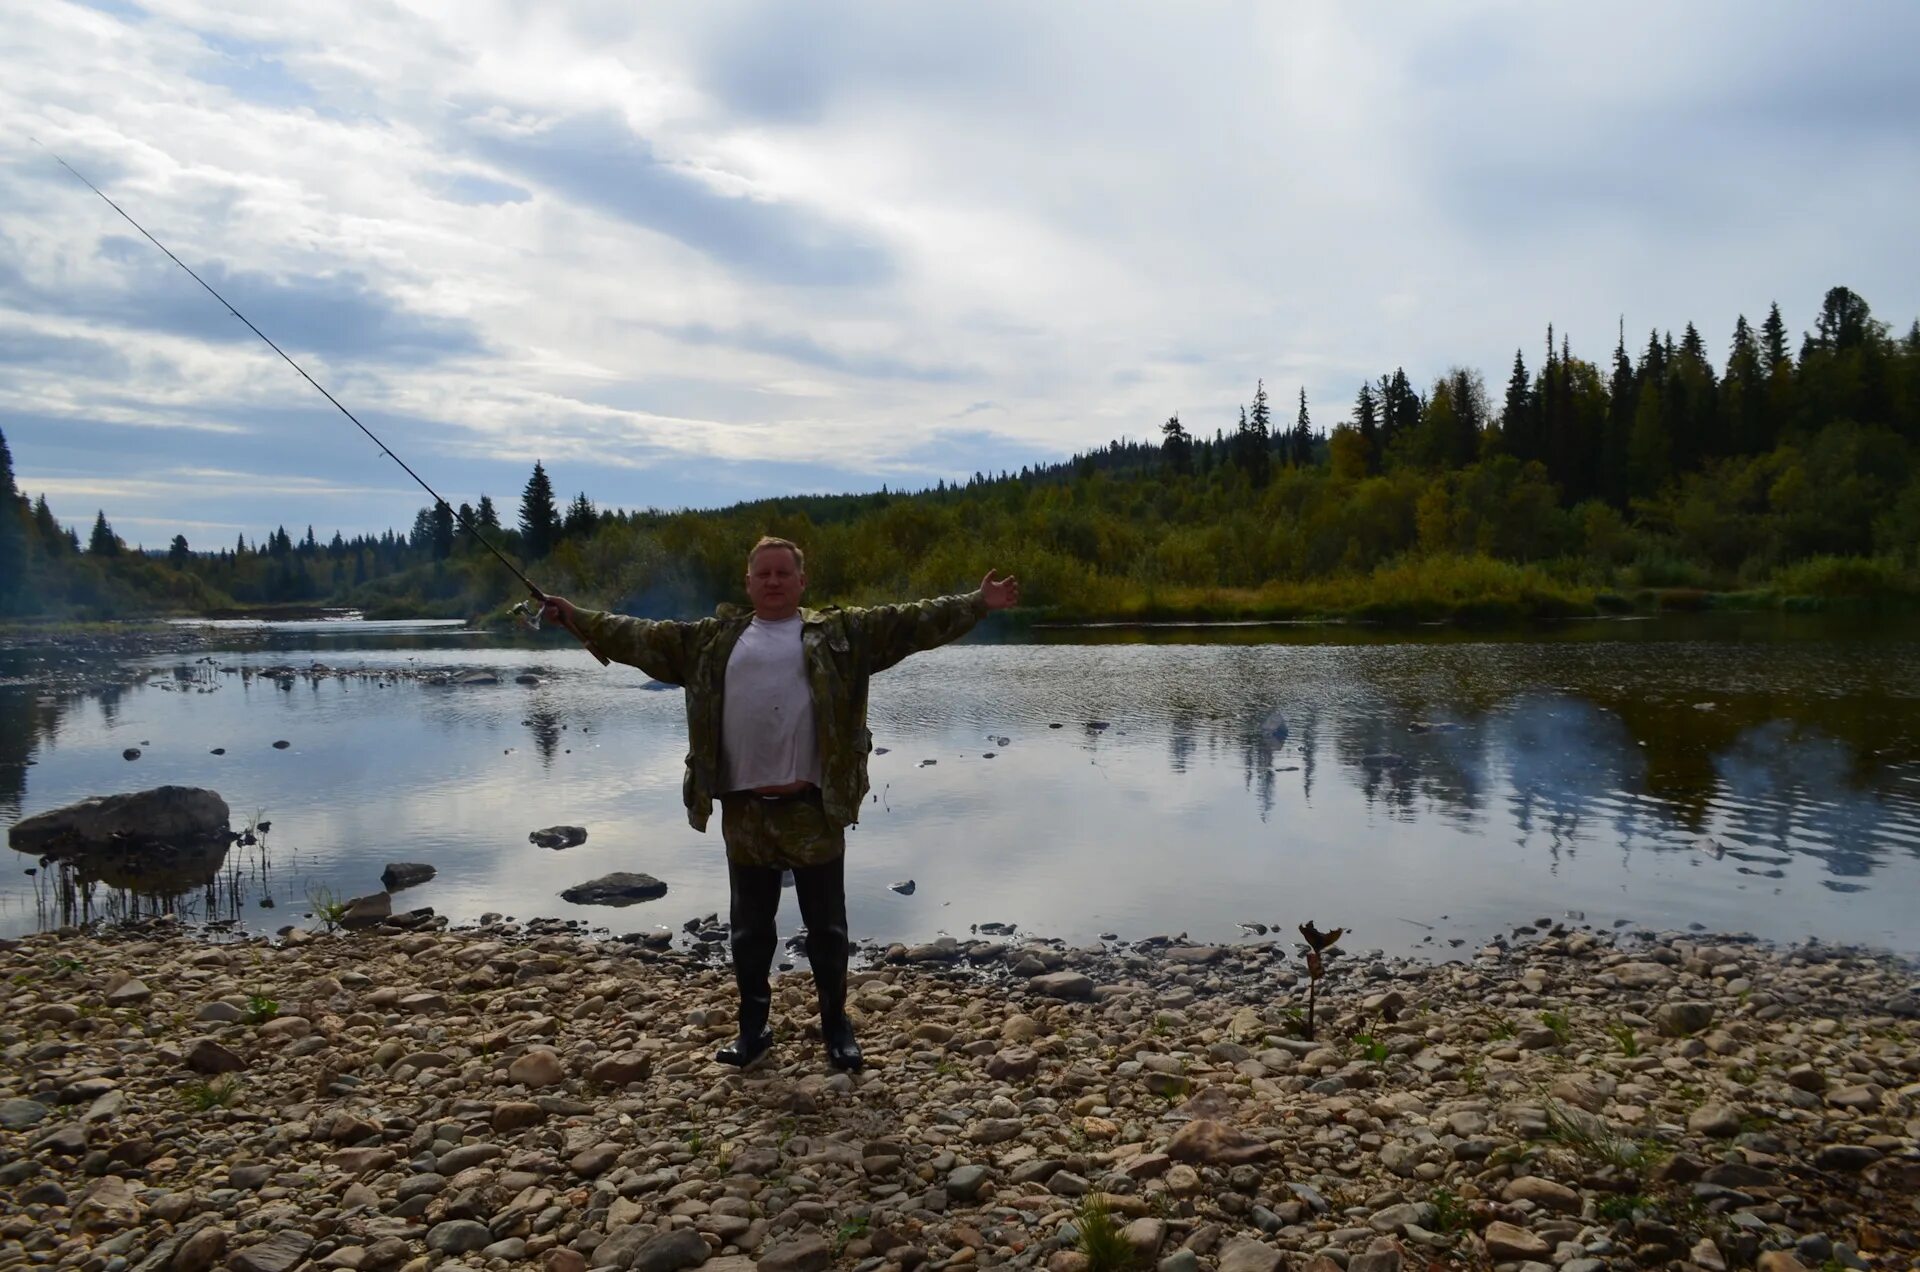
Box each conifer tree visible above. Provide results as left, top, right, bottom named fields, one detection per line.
left=431, top=501, right=455, bottom=560
left=1353, top=383, right=1380, bottom=474
left=0, top=426, right=21, bottom=607
left=168, top=535, right=191, bottom=567
left=477, top=494, right=500, bottom=531
left=519, top=462, right=559, bottom=558
left=563, top=493, right=598, bottom=540
left=1159, top=415, right=1192, bottom=474
left=1600, top=325, right=1636, bottom=505
left=1291, top=389, right=1313, bottom=466
left=1501, top=350, right=1535, bottom=461
left=1723, top=315, right=1767, bottom=453
left=1761, top=303, right=1790, bottom=369
left=89, top=510, right=120, bottom=556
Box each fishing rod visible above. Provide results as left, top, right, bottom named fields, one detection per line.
left=36, top=141, right=608, bottom=664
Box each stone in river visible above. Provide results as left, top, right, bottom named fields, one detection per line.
left=9, top=785, right=228, bottom=855
left=272, top=740, right=291, bottom=749
left=890, top=879, right=916, bottom=895
left=530, top=825, right=588, bottom=850
left=123, top=748, right=141, bottom=761
left=340, top=892, right=391, bottom=929
left=561, top=872, right=667, bottom=906
left=381, top=862, right=436, bottom=890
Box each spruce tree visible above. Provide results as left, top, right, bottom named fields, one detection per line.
left=476, top=494, right=500, bottom=531
left=1353, top=383, right=1380, bottom=474
left=0, top=426, right=21, bottom=607
left=519, top=462, right=559, bottom=558
left=431, top=501, right=454, bottom=560
left=89, top=511, right=120, bottom=556
left=168, top=535, right=191, bottom=567
left=1723, top=315, right=1767, bottom=454
left=1159, top=415, right=1192, bottom=474
left=1761, top=303, right=1790, bottom=369
left=563, top=493, right=597, bottom=540
left=1501, top=350, right=1535, bottom=462
left=1291, top=389, right=1313, bottom=466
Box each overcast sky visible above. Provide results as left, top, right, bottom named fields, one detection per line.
left=4, top=2, right=1917, bottom=546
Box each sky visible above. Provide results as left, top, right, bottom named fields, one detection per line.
left=3, top=2, right=1918, bottom=548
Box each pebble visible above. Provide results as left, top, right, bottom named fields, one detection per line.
left=0, top=915, right=1906, bottom=1272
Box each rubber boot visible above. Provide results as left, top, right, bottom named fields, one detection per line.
left=717, top=861, right=779, bottom=1067
left=795, top=857, right=861, bottom=1070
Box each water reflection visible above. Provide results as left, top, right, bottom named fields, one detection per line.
left=3, top=617, right=1920, bottom=950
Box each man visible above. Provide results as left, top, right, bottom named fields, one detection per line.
left=541, top=538, right=1019, bottom=1070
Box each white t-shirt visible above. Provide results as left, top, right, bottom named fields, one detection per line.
left=721, top=615, right=822, bottom=791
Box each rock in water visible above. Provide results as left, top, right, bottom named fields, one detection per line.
left=530, top=825, right=588, bottom=850
left=381, top=862, right=437, bottom=890
left=9, top=786, right=229, bottom=854
left=272, top=740, right=291, bottom=749
left=1261, top=709, right=1289, bottom=742
left=561, top=872, right=668, bottom=906
left=340, top=892, right=392, bottom=929
left=122, top=748, right=142, bottom=761
left=890, top=879, right=916, bottom=895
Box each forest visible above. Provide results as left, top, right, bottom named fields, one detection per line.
left=4, top=285, right=1919, bottom=625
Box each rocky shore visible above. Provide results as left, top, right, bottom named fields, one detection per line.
left=1, top=918, right=1915, bottom=1272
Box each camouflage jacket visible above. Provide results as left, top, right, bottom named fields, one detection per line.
left=577, top=592, right=987, bottom=832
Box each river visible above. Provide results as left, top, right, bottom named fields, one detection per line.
left=4, top=612, right=1920, bottom=958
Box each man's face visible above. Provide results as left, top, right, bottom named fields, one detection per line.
left=745, top=546, right=807, bottom=619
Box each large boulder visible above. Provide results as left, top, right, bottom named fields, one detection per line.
left=10, top=787, right=230, bottom=855
left=9, top=788, right=231, bottom=892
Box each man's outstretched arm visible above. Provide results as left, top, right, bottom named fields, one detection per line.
left=541, top=595, right=705, bottom=685
left=852, top=570, right=1020, bottom=672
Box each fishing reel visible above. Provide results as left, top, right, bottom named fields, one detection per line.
left=510, top=599, right=545, bottom=632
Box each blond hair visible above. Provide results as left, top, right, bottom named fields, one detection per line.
left=747, top=535, right=805, bottom=573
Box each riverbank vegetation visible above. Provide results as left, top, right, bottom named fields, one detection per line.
left=5, top=286, right=1920, bottom=624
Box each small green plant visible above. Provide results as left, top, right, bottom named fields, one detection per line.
left=775, top=1117, right=798, bottom=1147
left=832, top=1216, right=870, bottom=1255
left=307, top=886, right=351, bottom=934
left=1461, top=1058, right=1485, bottom=1093
left=1539, top=1009, right=1572, bottom=1045
left=1352, top=1033, right=1389, bottom=1064
left=684, top=1130, right=704, bottom=1154
left=182, top=1076, right=243, bottom=1110
left=1481, top=1011, right=1517, bottom=1041
left=1073, top=1195, right=1141, bottom=1272
left=1606, top=1022, right=1640, bottom=1057
left=1596, top=1193, right=1646, bottom=1222
left=1729, top=1065, right=1758, bottom=1086
left=1426, top=1186, right=1471, bottom=1233
left=46, top=956, right=85, bottom=976
left=243, top=994, right=278, bottom=1025
left=1542, top=1101, right=1671, bottom=1182
left=934, top=1057, right=960, bottom=1077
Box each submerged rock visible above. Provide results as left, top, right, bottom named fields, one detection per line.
left=381, top=862, right=437, bottom=890
left=890, top=880, right=917, bottom=896
left=530, top=825, right=588, bottom=850
left=561, top=872, right=668, bottom=906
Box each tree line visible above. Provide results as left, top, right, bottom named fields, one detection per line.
left=4, top=285, right=1918, bottom=622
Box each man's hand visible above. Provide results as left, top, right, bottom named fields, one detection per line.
left=539, top=594, right=578, bottom=629
left=979, top=570, right=1021, bottom=611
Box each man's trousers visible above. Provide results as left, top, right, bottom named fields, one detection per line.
left=718, top=791, right=852, bottom=1039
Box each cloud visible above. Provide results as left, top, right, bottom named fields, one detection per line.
left=1, top=235, right=484, bottom=364
left=467, top=111, right=893, bottom=288
left=1, top=1, right=1917, bottom=545
left=650, top=320, right=970, bottom=383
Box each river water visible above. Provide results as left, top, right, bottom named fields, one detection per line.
left=4, top=613, right=1920, bottom=958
